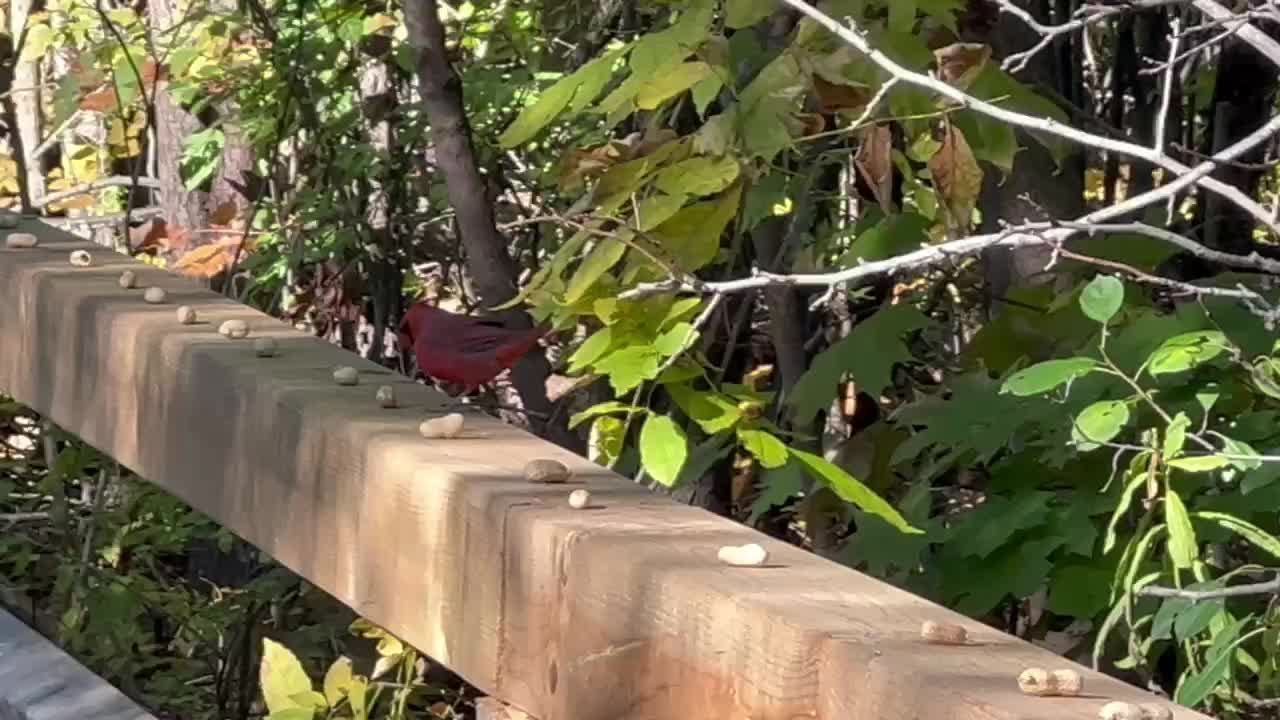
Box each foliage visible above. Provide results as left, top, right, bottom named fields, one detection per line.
left=5, top=0, right=1280, bottom=717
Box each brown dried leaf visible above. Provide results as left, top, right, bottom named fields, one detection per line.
left=934, top=43, right=991, bottom=92
left=79, top=87, right=118, bottom=112
left=813, top=76, right=871, bottom=115
left=208, top=200, right=239, bottom=226
left=854, top=124, right=895, bottom=213
left=173, top=243, right=231, bottom=278
left=557, top=145, right=624, bottom=190
left=928, top=122, right=984, bottom=231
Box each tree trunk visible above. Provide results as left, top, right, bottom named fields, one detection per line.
left=148, top=0, right=256, bottom=233
left=8, top=0, right=45, bottom=209
left=978, top=0, right=1086, bottom=308
left=403, top=0, right=567, bottom=445
left=1200, top=34, right=1280, bottom=254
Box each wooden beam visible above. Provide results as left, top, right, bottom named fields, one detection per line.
left=0, top=605, right=155, bottom=720
left=0, top=222, right=1207, bottom=720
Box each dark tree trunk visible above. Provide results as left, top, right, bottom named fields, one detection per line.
left=977, top=0, right=1086, bottom=308
left=404, top=0, right=572, bottom=447
left=1200, top=35, right=1280, bottom=254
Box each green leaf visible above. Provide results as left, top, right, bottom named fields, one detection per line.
left=595, top=346, right=661, bottom=394
left=840, top=212, right=931, bottom=265
left=568, top=401, right=639, bottom=429
left=499, top=47, right=627, bottom=147
left=322, top=657, right=353, bottom=707
left=1147, top=330, right=1228, bottom=375
left=725, top=0, right=776, bottom=28
left=790, top=449, right=921, bottom=534
left=1079, top=275, right=1124, bottom=325
left=1072, top=400, right=1130, bottom=447
left=1047, top=565, right=1113, bottom=618
left=1167, top=456, right=1229, bottom=473
left=497, top=77, right=576, bottom=148
left=564, top=238, right=628, bottom=303
left=1164, top=412, right=1191, bottom=459
left=655, top=322, right=697, bottom=357
left=667, top=383, right=742, bottom=434
left=260, top=638, right=314, bottom=713
left=673, top=433, right=734, bottom=488
left=1164, top=490, right=1197, bottom=569
left=1217, top=435, right=1262, bottom=471
left=635, top=61, right=715, bottom=109
left=590, top=415, right=626, bottom=465
left=568, top=327, right=614, bottom=373
left=1000, top=357, right=1098, bottom=397
left=640, top=414, right=688, bottom=486
left=654, top=156, right=741, bottom=197
left=1192, top=512, right=1280, bottom=560
left=651, top=185, right=740, bottom=271
left=738, top=429, right=788, bottom=469
left=748, top=459, right=805, bottom=523
left=1173, top=595, right=1224, bottom=641
left=888, top=0, right=917, bottom=31
left=790, top=305, right=930, bottom=423
left=1176, top=622, right=1258, bottom=707
left=632, top=193, right=687, bottom=231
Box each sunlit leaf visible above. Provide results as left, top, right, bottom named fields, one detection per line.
left=1078, top=275, right=1124, bottom=325
left=738, top=429, right=788, bottom=469
left=1163, top=489, right=1197, bottom=569
left=640, top=414, right=688, bottom=486
left=1071, top=400, right=1130, bottom=448
left=790, top=449, right=920, bottom=534
left=1000, top=357, right=1098, bottom=397
left=260, top=638, right=314, bottom=713
left=1147, top=331, right=1229, bottom=375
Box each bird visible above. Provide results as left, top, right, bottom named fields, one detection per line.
left=398, top=301, right=549, bottom=397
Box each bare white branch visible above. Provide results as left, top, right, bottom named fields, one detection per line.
left=776, top=0, right=1280, bottom=238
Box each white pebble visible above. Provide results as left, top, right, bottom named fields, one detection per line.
left=1099, top=702, right=1144, bottom=720
left=920, top=620, right=968, bottom=645
left=218, top=319, right=249, bottom=339
left=176, top=306, right=198, bottom=325
left=253, top=337, right=278, bottom=357
left=143, top=287, right=167, bottom=304
left=1138, top=704, right=1173, bottom=720
left=4, top=232, right=37, bottom=248
left=69, top=250, right=92, bottom=267
left=568, top=489, right=591, bottom=509
left=376, top=385, right=397, bottom=408
left=717, top=543, right=768, bottom=567
left=119, top=270, right=137, bottom=289
left=333, top=366, right=360, bottom=386
left=419, top=413, right=464, bottom=439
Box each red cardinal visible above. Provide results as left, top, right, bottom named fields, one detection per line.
left=399, top=302, right=549, bottom=396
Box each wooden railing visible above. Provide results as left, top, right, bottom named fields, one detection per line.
left=0, top=218, right=1207, bottom=720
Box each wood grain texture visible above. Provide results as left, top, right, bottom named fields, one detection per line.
left=0, top=220, right=1209, bottom=720
left=0, top=607, right=154, bottom=720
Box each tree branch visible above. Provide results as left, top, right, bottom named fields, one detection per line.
left=777, top=0, right=1280, bottom=238
left=1139, top=576, right=1280, bottom=601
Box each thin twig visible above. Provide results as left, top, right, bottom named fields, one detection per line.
left=1138, top=576, right=1280, bottom=601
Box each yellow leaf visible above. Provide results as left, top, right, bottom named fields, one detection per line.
left=634, top=61, right=715, bottom=110
left=173, top=243, right=231, bottom=278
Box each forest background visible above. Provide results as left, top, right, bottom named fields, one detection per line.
left=3, top=0, right=1280, bottom=718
